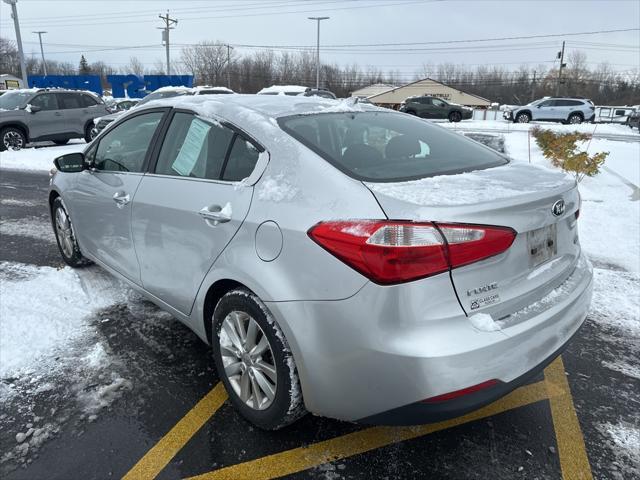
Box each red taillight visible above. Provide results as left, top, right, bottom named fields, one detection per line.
left=308, top=220, right=516, bottom=285
left=421, top=379, right=500, bottom=403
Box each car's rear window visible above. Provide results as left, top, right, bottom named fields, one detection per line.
left=278, top=112, right=507, bottom=182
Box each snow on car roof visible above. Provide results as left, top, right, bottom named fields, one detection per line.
left=257, top=85, right=308, bottom=95
left=147, top=93, right=382, bottom=120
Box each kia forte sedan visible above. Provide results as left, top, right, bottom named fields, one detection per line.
left=49, top=95, right=592, bottom=429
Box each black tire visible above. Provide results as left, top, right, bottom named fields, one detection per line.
left=51, top=197, right=91, bottom=268
left=515, top=112, right=531, bottom=123
left=211, top=289, right=306, bottom=430
left=568, top=113, right=583, bottom=124
left=53, top=139, right=69, bottom=146
left=0, top=126, right=27, bottom=151
left=84, top=123, right=94, bottom=143
left=405, top=110, right=417, bottom=116
left=448, top=111, right=462, bottom=122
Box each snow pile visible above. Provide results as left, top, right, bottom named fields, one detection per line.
left=468, top=313, right=502, bottom=332
left=0, top=142, right=84, bottom=172
left=0, top=263, right=130, bottom=377
left=257, top=174, right=299, bottom=202
left=257, top=85, right=307, bottom=95
left=366, top=162, right=572, bottom=207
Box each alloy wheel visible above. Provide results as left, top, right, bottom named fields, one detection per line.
left=569, top=115, right=582, bottom=124
left=219, top=311, right=278, bottom=410
left=3, top=131, right=24, bottom=150
left=55, top=207, right=75, bottom=258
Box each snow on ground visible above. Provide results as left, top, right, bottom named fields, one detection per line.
left=0, top=216, right=55, bottom=242
left=0, top=141, right=85, bottom=172
left=0, top=263, right=131, bottom=378
left=443, top=118, right=637, bottom=137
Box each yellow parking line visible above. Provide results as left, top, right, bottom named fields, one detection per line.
left=123, top=383, right=228, bottom=480
left=544, top=357, right=593, bottom=480
left=186, top=380, right=549, bottom=480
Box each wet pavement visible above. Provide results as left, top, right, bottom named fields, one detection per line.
left=0, top=166, right=638, bottom=480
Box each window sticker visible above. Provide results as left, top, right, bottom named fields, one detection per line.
left=171, top=117, right=211, bottom=176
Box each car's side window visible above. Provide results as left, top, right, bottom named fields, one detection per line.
left=538, top=100, right=552, bottom=107
left=30, top=94, right=58, bottom=111
left=93, top=112, right=164, bottom=173
left=432, top=99, right=446, bottom=108
left=154, top=112, right=234, bottom=180
left=57, top=93, right=83, bottom=110
left=80, top=94, right=98, bottom=107
left=222, top=135, right=260, bottom=181
left=420, top=97, right=432, bottom=105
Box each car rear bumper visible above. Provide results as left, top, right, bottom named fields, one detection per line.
left=266, top=253, right=593, bottom=423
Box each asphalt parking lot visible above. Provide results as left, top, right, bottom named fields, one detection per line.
left=0, top=166, right=638, bottom=480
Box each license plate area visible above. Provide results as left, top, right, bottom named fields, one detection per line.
left=527, top=223, right=558, bottom=267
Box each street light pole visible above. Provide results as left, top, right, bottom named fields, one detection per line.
left=33, top=30, right=47, bottom=76
left=3, top=0, right=28, bottom=87
left=308, top=16, right=329, bottom=90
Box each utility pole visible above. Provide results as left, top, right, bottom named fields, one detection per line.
left=308, top=16, right=329, bottom=90
left=556, top=41, right=566, bottom=96
left=3, top=0, right=28, bottom=87
left=158, top=10, right=177, bottom=75
left=33, top=31, right=47, bottom=76
left=530, top=70, right=536, bottom=102
left=225, top=44, right=233, bottom=89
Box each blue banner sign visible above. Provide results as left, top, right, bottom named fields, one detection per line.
left=28, top=74, right=193, bottom=98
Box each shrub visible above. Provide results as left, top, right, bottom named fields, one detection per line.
left=531, top=127, right=608, bottom=182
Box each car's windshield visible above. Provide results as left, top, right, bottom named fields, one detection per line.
left=136, top=90, right=192, bottom=106
left=0, top=91, right=32, bottom=110
left=279, top=111, right=507, bottom=182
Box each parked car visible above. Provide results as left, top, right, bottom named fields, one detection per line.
left=504, top=97, right=595, bottom=124
left=90, top=86, right=235, bottom=139
left=594, top=105, right=637, bottom=124
left=626, top=109, right=640, bottom=131
left=0, top=88, right=110, bottom=150
left=105, top=98, right=139, bottom=113
left=299, top=88, right=337, bottom=99
left=50, top=95, right=592, bottom=430
left=399, top=96, right=473, bottom=122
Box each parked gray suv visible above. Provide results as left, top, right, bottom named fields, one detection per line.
left=504, top=97, right=595, bottom=124
left=0, top=89, right=109, bottom=150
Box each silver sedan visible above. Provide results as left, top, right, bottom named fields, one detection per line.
left=49, top=95, right=592, bottom=429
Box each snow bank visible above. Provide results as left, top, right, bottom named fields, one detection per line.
left=0, top=142, right=84, bottom=172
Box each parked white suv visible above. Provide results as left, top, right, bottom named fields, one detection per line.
left=504, top=97, right=595, bottom=124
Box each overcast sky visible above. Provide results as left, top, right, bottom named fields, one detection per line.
left=1, top=0, right=638, bottom=80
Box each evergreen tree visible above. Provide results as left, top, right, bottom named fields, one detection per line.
left=78, top=55, right=90, bottom=75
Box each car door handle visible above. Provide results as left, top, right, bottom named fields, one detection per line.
left=113, top=191, right=130, bottom=208
left=198, top=205, right=231, bottom=225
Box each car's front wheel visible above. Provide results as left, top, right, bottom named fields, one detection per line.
left=84, top=124, right=94, bottom=143
left=0, top=126, right=27, bottom=151
left=52, top=197, right=90, bottom=267
left=211, top=289, right=306, bottom=430
left=448, top=111, right=462, bottom=122
left=515, top=112, right=531, bottom=123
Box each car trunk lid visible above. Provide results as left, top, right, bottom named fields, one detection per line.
left=364, top=162, right=581, bottom=323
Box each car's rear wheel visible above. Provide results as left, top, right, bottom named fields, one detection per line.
left=405, top=110, right=417, bottom=116
left=568, top=113, right=583, bottom=124
left=211, top=289, right=306, bottom=430
left=52, top=197, right=90, bottom=268
left=0, top=126, right=27, bottom=151
left=515, top=112, right=531, bottom=123
left=448, top=111, right=462, bottom=122
left=53, top=139, right=69, bottom=146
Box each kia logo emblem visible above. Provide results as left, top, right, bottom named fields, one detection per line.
left=552, top=199, right=565, bottom=216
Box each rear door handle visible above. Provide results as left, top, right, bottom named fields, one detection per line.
left=198, top=205, right=231, bottom=225
left=113, top=191, right=130, bottom=208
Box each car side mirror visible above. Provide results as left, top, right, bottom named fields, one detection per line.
left=28, top=105, right=42, bottom=113
left=54, top=152, right=85, bottom=173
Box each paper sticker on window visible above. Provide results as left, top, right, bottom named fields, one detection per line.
left=171, top=117, right=211, bottom=177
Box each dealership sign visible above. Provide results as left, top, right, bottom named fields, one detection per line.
left=28, top=74, right=193, bottom=98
